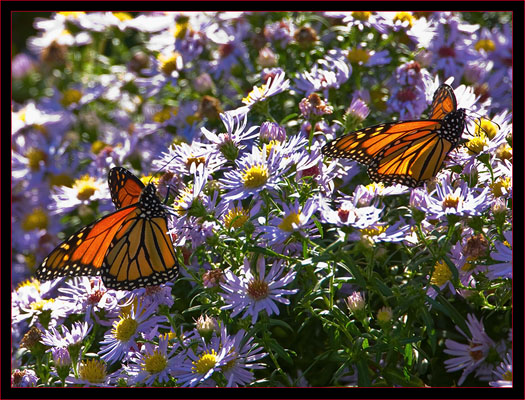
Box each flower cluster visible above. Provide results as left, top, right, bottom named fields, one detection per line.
left=12, top=12, right=512, bottom=388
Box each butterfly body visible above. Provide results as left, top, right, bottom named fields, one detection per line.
left=322, top=84, right=466, bottom=187
left=36, top=167, right=179, bottom=290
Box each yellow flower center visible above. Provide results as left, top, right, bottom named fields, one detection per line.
left=30, top=298, right=54, bottom=311
left=222, top=352, right=238, bottom=372
left=158, top=52, right=181, bottom=76
left=61, top=89, right=82, bottom=107
left=502, top=370, right=512, bottom=381
left=223, top=207, right=250, bottom=229
left=175, top=15, right=190, bottom=39
left=242, top=164, right=269, bottom=188
left=58, top=12, right=85, bottom=18
left=186, top=155, right=206, bottom=170
left=442, top=194, right=460, bottom=209
left=173, top=186, right=193, bottom=216
left=461, top=257, right=477, bottom=272
left=153, top=107, right=176, bottom=123
left=192, top=350, right=217, bottom=375
left=352, top=11, right=371, bottom=21
left=394, top=12, right=414, bottom=27
left=73, top=175, right=98, bottom=201
left=365, top=182, right=385, bottom=192
left=495, top=143, right=512, bottom=161
left=16, top=278, right=41, bottom=292
left=475, top=118, right=498, bottom=140
left=278, top=212, right=301, bottom=232
left=242, top=84, right=267, bottom=105
left=91, top=140, right=109, bottom=155
left=49, top=173, right=75, bottom=188
left=489, top=177, right=511, bottom=197
left=475, top=39, right=496, bottom=52
left=78, top=359, right=107, bottom=384
left=347, top=48, right=370, bottom=64
left=377, top=306, right=392, bottom=323
left=112, top=316, right=138, bottom=342
left=466, top=133, right=489, bottom=154
left=142, top=350, right=168, bottom=374
left=430, top=261, right=452, bottom=286
left=360, top=225, right=387, bottom=237
left=26, top=148, right=47, bottom=171
left=22, top=208, right=48, bottom=231
left=264, top=140, right=280, bottom=158
left=113, top=12, right=133, bottom=21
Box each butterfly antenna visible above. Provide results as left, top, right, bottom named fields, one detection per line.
left=466, top=113, right=500, bottom=137
left=148, top=153, right=179, bottom=184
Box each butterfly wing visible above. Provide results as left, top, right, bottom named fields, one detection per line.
left=108, top=167, right=145, bottom=209
left=366, top=121, right=454, bottom=187
left=36, top=205, right=139, bottom=281
left=100, top=183, right=179, bottom=290
left=322, top=120, right=453, bottom=187
left=429, top=83, right=457, bottom=120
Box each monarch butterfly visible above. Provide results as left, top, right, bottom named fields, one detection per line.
left=35, top=167, right=179, bottom=290
left=321, top=84, right=466, bottom=187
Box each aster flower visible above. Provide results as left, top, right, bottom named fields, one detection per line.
left=427, top=17, right=480, bottom=83
left=28, top=12, right=92, bottom=55
left=201, top=106, right=258, bottom=161
left=386, top=62, right=433, bottom=119
left=49, top=173, right=112, bottom=214
left=124, top=335, right=180, bottom=386
left=170, top=335, right=232, bottom=387
left=50, top=346, right=72, bottom=382
left=220, top=257, right=298, bottom=324
left=207, top=20, right=253, bottom=79
left=219, top=144, right=291, bottom=202
left=345, top=96, right=370, bottom=123
left=487, top=230, right=512, bottom=280
left=40, top=321, right=92, bottom=350
left=443, top=313, right=496, bottom=386
left=98, top=302, right=168, bottom=365
left=134, top=51, right=182, bottom=98
left=154, top=140, right=224, bottom=176
left=348, top=220, right=412, bottom=245
left=489, top=352, right=512, bottom=387
left=11, top=100, right=71, bottom=136
left=57, top=277, right=129, bottom=325
left=294, top=53, right=351, bottom=96
left=242, top=71, right=290, bottom=107
left=217, top=199, right=262, bottom=232
left=17, top=294, right=69, bottom=329
left=425, top=259, right=458, bottom=300
left=257, top=197, right=320, bottom=253
left=416, top=176, right=490, bottom=221
left=318, top=195, right=383, bottom=229
left=340, top=12, right=389, bottom=34
left=65, top=358, right=114, bottom=387
left=263, top=19, right=295, bottom=47
left=345, top=45, right=391, bottom=68
left=219, top=327, right=267, bottom=387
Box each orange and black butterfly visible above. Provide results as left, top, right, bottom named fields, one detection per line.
left=36, top=167, right=178, bottom=290
left=321, top=84, right=466, bottom=187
